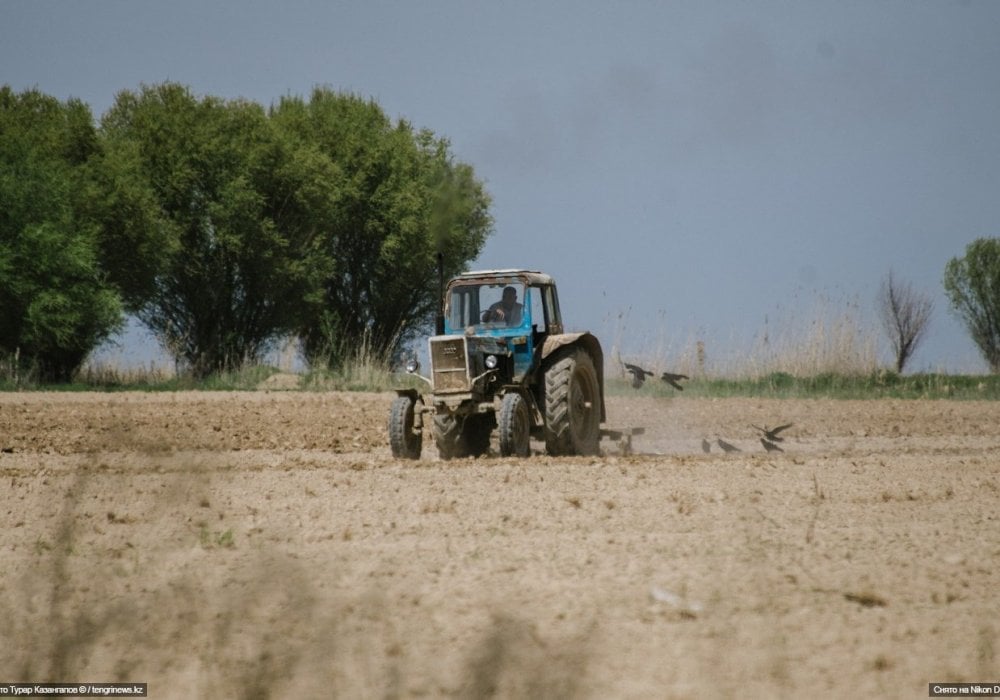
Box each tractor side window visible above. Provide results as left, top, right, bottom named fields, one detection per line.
left=544, top=286, right=560, bottom=327
left=527, top=287, right=543, bottom=330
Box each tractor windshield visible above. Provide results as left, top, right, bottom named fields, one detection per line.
left=446, top=281, right=528, bottom=332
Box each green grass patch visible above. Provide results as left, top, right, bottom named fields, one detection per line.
left=0, top=363, right=287, bottom=392
left=605, top=371, right=1000, bottom=400
left=4, top=350, right=999, bottom=399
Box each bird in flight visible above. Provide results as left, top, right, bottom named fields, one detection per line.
left=660, top=372, right=689, bottom=391
left=717, top=438, right=741, bottom=453
left=760, top=438, right=784, bottom=453
left=624, top=363, right=653, bottom=389
left=751, top=423, right=793, bottom=442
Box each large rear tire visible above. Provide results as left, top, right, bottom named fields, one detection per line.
left=498, top=392, right=531, bottom=457
left=544, top=348, right=601, bottom=456
left=388, top=395, right=422, bottom=459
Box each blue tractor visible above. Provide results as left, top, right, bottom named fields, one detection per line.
left=388, top=269, right=611, bottom=459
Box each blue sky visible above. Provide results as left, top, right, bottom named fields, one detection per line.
left=4, top=0, right=999, bottom=373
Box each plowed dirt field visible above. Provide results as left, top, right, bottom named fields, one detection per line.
left=1, top=391, right=998, bottom=698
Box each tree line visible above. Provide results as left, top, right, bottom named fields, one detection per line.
left=4, top=83, right=1000, bottom=381
left=1, top=83, right=493, bottom=380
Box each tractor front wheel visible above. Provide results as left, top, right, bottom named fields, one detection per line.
left=498, top=392, right=531, bottom=457
left=388, top=395, right=422, bottom=459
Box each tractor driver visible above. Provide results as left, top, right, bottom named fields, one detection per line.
left=482, top=286, right=523, bottom=325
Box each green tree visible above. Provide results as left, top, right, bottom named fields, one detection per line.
left=0, top=86, right=122, bottom=381
left=99, top=83, right=331, bottom=377
left=271, top=89, right=493, bottom=366
left=944, top=238, right=1000, bottom=372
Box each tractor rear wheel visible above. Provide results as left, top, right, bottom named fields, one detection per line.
left=544, top=348, right=601, bottom=456
left=388, top=395, right=422, bottom=459
left=498, top=392, right=531, bottom=457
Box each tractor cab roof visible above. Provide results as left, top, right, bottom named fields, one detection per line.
left=452, top=269, right=556, bottom=287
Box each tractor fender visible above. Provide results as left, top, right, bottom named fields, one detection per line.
left=540, top=332, right=606, bottom=422
left=500, top=385, right=544, bottom=428
left=394, top=388, right=423, bottom=402
left=393, top=388, right=426, bottom=427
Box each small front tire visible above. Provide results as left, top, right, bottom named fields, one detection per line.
left=498, top=392, right=531, bottom=457
left=388, top=395, right=422, bottom=459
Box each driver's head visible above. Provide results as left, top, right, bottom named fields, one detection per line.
left=502, top=286, right=517, bottom=303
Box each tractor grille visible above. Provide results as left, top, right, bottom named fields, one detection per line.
left=430, top=337, right=471, bottom=392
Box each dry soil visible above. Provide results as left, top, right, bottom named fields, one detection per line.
left=1, top=391, right=998, bottom=698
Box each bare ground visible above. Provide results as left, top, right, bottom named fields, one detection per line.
left=1, top=391, right=998, bottom=698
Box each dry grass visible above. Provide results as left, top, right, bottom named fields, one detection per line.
left=608, top=293, right=880, bottom=381
left=738, top=298, right=878, bottom=378
left=76, top=360, right=175, bottom=385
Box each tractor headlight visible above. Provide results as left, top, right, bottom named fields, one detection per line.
left=405, top=357, right=420, bottom=373
left=484, top=354, right=498, bottom=370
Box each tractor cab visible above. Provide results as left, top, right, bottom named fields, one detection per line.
left=443, top=270, right=563, bottom=381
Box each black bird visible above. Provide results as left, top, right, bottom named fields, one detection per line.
left=660, top=372, right=689, bottom=391
left=701, top=438, right=711, bottom=454
left=751, top=423, right=793, bottom=442
left=624, top=363, right=654, bottom=389
left=717, top=438, right=741, bottom=453
left=760, top=438, right=784, bottom=453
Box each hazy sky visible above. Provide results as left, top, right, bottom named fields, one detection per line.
left=4, top=0, right=999, bottom=373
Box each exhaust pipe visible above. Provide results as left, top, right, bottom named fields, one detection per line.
left=435, top=252, right=445, bottom=335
